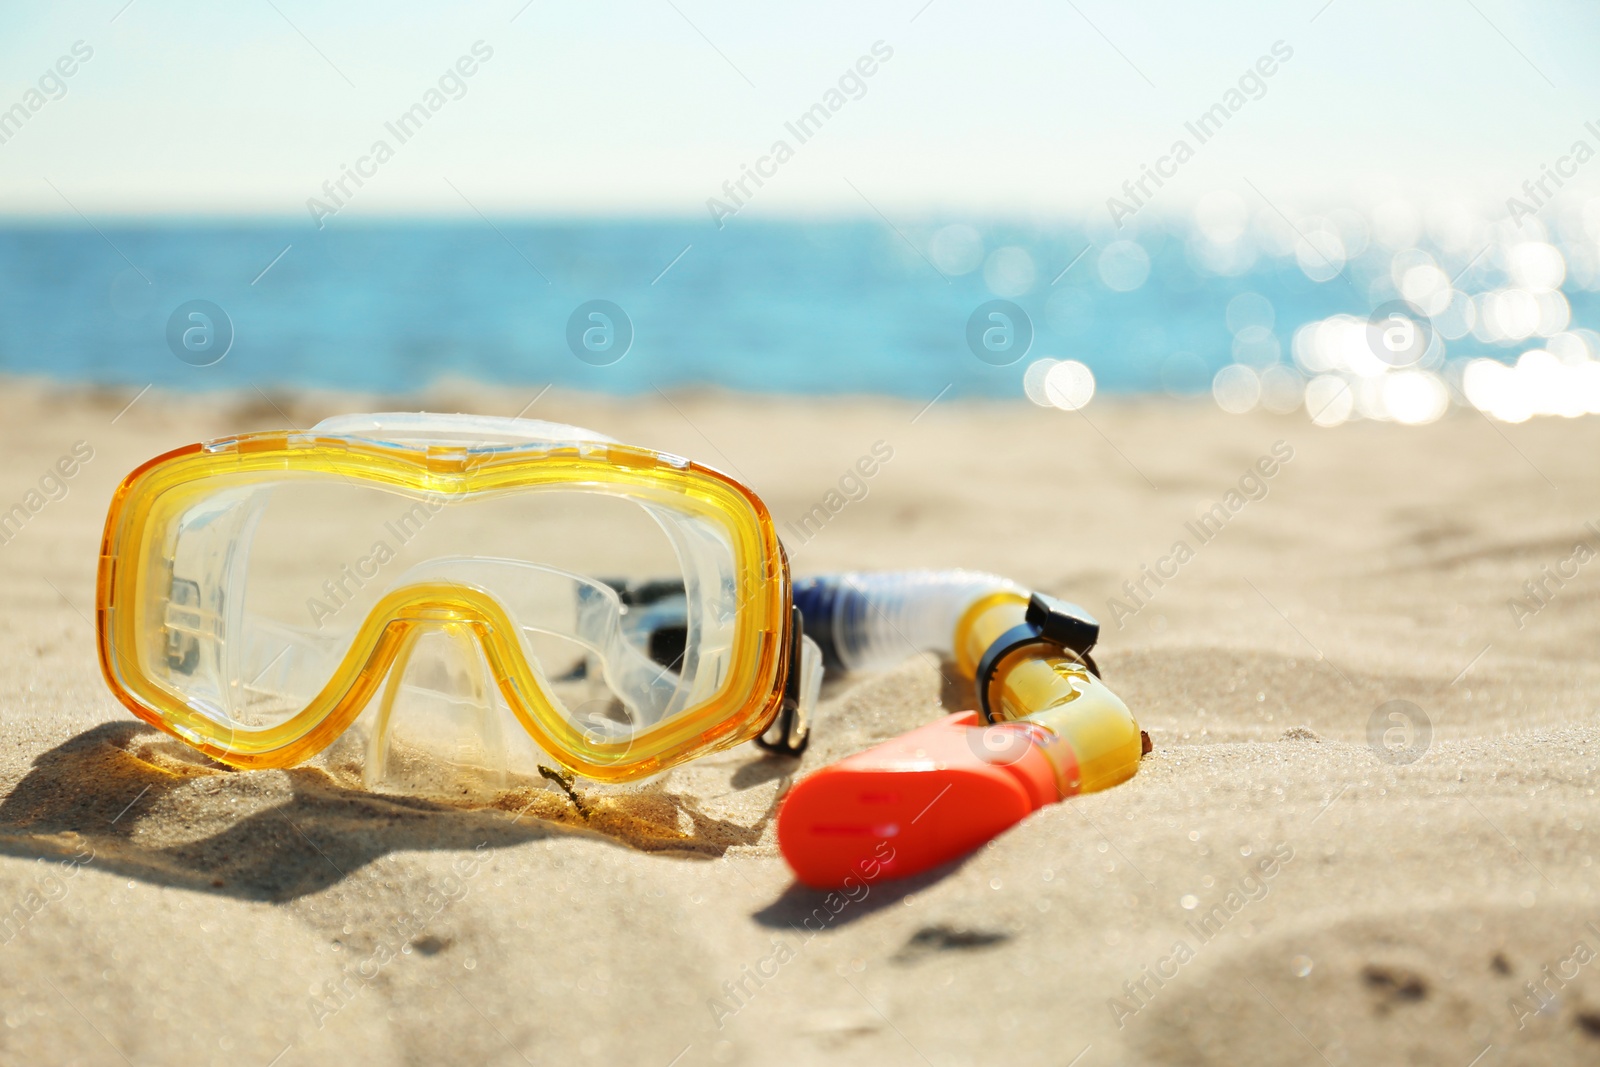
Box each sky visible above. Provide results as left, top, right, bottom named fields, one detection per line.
left=1, top=0, right=1599, bottom=222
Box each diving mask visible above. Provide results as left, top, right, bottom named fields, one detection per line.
left=95, top=412, right=820, bottom=791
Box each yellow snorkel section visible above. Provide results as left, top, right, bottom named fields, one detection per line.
left=955, top=590, right=1144, bottom=794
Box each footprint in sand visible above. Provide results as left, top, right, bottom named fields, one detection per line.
left=1128, top=904, right=1600, bottom=1066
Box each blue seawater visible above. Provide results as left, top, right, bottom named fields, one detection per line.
left=0, top=219, right=1585, bottom=398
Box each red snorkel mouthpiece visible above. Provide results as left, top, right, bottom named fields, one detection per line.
left=777, top=711, right=1079, bottom=888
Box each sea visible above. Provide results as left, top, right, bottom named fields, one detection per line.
left=0, top=214, right=1592, bottom=407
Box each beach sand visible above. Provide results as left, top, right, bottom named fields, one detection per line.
left=1, top=378, right=1598, bottom=1066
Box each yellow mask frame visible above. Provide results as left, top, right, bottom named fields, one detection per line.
left=95, top=429, right=793, bottom=783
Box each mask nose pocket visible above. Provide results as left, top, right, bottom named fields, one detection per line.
left=357, top=622, right=522, bottom=797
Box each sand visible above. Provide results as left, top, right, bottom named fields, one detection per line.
left=1, top=377, right=1598, bottom=1066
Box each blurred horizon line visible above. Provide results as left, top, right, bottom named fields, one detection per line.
left=0, top=198, right=1583, bottom=228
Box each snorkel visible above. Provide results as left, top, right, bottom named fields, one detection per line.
left=98, top=411, right=1139, bottom=845
left=776, top=572, right=1146, bottom=889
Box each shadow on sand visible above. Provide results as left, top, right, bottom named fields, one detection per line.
left=0, top=721, right=785, bottom=902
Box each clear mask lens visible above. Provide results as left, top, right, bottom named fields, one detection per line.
left=138, top=472, right=746, bottom=790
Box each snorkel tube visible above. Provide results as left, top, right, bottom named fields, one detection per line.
left=777, top=572, right=1147, bottom=889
